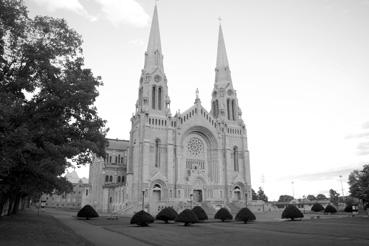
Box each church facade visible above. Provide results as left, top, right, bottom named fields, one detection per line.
left=89, top=5, right=252, bottom=215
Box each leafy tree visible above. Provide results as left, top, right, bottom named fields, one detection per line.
left=316, top=194, right=328, bottom=200
left=0, top=0, right=107, bottom=214
left=214, top=207, right=233, bottom=222
left=192, top=206, right=208, bottom=221
left=130, top=210, right=155, bottom=226
left=306, top=195, right=316, bottom=201
left=311, top=203, right=324, bottom=212
left=324, top=204, right=337, bottom=214
left=281, top=205, right=304, bottom=221
left=329, top=189, right=340, bottom=206
left=77, top=205, right=99, bottom=220
left=155, top=207, right=178, bottom=223
left=251, top=189, right=257, bottom=200
left=348, top=164, right=369, bottom=203
left=257, top=187, right=268, bottom=202
left=278, top=195, right=294, bottom=203
left=175, top=209, right=198, bottom=226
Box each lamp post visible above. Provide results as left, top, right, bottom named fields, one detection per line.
left=339, top=175, right=344, bottom=197
left=245, top=192, right=248, bottom=207
left=142, top=189, right=146, bottom=211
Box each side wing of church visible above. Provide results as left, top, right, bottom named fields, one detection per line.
left=89, top=5, right=252, bottom=215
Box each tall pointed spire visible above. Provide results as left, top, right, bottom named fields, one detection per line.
left=215, top=24, right=232, bottom=84
left=144, top=4, right=163, bottom=72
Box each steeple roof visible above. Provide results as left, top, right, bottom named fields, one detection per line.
left=215, top=24, right=232, bottom=84
left=147, top=5, right=162, bottom=54
left=144, top=5, right=163, bottom=72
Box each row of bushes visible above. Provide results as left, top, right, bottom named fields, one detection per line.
left=78, top=203, right=342, bottom=226
left=132, top=206, right=256, bottom=226
left=311, top=203, right=338, bottom=213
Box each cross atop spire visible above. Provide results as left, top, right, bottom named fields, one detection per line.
left=215, top=23, right=232, bottom=84
left=144, top=4, right=163, bottom=72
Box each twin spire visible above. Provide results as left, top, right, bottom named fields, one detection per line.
left=144, top=5, right=232, bottom=84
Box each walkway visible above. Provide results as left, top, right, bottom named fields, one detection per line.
left=45, top=208, right=150, bottom=246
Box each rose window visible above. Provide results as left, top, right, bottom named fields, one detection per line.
left=187, top=137, right=204, bottom=156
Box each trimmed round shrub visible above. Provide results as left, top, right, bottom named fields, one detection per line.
left=130, top=210, right=154, bottom=226
left=156, top=207, right=178, bottom=223
left=281, top=205, right=304, bottom=221
left=235, top=207, right=256, bottom=224
left=324, top=204, right=337, bottom=214
left=311, top=203, right=324, bottom=212
left=175, top=209, right=199, bottom=226
left=77, top=205, right=99, bottom=220
left=344, top=205, right=353, bottom=213
left=214, top=207, right=233, bottom=222
left=192, top=206, right=208, bottom=221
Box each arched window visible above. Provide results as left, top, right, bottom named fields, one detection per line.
left=109, top=176, right=113, bottom=182
left=232, top=99, right=236, bottom=120
left=158, top=87, right=162, bottom=110
left=117, top=176, right=121, bottom=183
left=233, top=146, right=239, bottom=171
left=215, top=100, right=219, bottom=118
left=105, top=175, right=109, bottom=182
left=155, top=139, right=160, bottom=167
left=152, top=86, right=156, bottom=109
left=227, top=98, right=231, bottom=120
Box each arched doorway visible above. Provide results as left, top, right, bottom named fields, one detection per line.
left=233, top=186, right=241, bottom=201
left=152, top=184, right=161, bottom=202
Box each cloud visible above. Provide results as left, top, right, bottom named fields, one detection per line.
left=345, top=132, right=369, bottom=139
left=357, top=142, right=369, bottom=155
left=31, top=0, right=149, bottom=27
left=128, top=39, right=145, bottom=46
left=363, top=121, right=369, bottom=129
left=93, top=0, right=149, bottom=27
left=31, top=0, right=97, bottom=21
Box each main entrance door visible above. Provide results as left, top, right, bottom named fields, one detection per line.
left=193, top=190, right=202, bottom=202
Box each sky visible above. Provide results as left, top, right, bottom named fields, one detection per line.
left=25, top=0, right=369, bottom=201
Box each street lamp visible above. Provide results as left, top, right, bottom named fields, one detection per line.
left=339, top=175, right=345, bottom=197
left=245, top=192, right=248, bottom=207
left=142, top=189, right=146, bottom=211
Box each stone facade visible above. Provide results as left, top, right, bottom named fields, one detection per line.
left=89, top=5, right=252, bottom=215
left=41, top=171, right=89, bottom=209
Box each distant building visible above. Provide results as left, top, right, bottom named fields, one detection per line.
left=41, top=170, right=89, bottom=209
left=88, top=5, right=252, bottom=215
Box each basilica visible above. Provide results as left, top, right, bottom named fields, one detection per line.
left=88, top=5, right=252, bottom=215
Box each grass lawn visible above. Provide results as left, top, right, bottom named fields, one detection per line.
left=84, top=215, right=369, bottom=246
left=0, top=210, right=92, bottom=246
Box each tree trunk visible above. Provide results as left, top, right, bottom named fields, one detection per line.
left=7, top=197, right=14, bottom=216
left=11, top=193, right=21, bottom=215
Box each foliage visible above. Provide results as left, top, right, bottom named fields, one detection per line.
left=155, top=207, right=178, bottom=223
left=306, top=195, right=316, bottom=201
left=251, top=189, right=258, bottom=200
left=348, top=164, right=369, bottom=203
left=311, top=203, right=324, bottom=212
left=324, top=204, right=337, bottom=214
left=316, top=194, right=328, bottom=200
left=344, top=205, right=353, bottom=213
left=329, top=189, right=340, bottom=206
left=77, top=205, right=99, bottom=220
left=235, top=207, right=256, bottom=224
left=281, top=205, right=304, bottom=221
left=0, top=0, right=107, bottom=214
left=175, top=209, right=199, bottom=226
left=130, top=210, right=154, bottom=226
left=257, top=187, right=268, bottom=202
left=192, top=206, right=208, bottom=221
left=278, top=195, right=294, bottom=203
left=214, top=207, right=233, bottom=222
